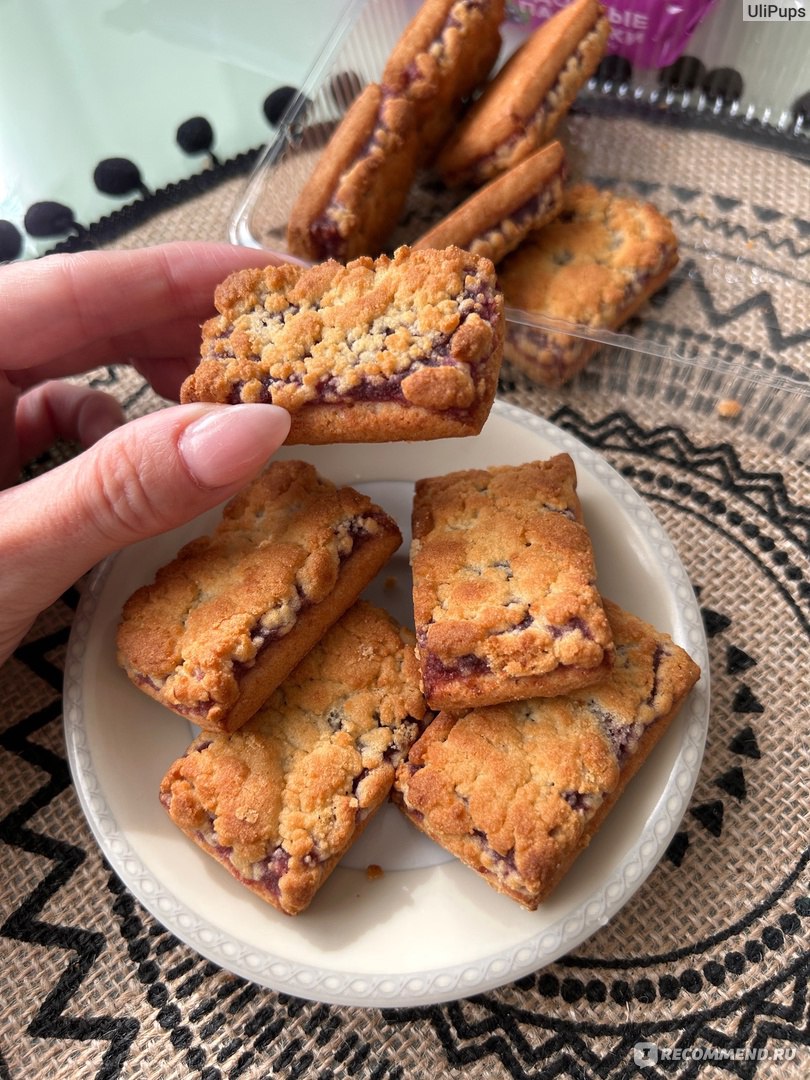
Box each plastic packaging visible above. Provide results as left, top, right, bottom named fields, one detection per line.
left=228, top=0, right=810, bottom=458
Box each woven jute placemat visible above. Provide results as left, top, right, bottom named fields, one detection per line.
left=1, top=112, right=807, bottom=1079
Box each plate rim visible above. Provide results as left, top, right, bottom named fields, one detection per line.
left=63, top=399, right=710, bottom=1007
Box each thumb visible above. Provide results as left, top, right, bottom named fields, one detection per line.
left=0, top=403, right=290, bottom=661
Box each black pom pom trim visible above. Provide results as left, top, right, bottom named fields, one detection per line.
left=24, top=201, right=77, bottom=238
left=93, top=158, right=150, bottom=198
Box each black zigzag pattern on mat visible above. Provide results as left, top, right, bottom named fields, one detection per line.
left=667, top=208, right=810, bottom=260
left=550, top=408, right=810, bottom=554
left=592, top=178, right=810, bottom=263
left=384, top=957, right=810, bottom=1080
left=104, top=869, right=408, bottom=1080
left=0, top=622, right=139, bottom=1079
left=659, top=259, right=810, bottom=354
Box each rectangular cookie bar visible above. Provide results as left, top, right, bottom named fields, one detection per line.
left=410, top=455, right=613, bottom=711
left=393, top=600, right=701, bottom=909
left=438, top=0, right=609, bottom=187
left=117, top=461, right=401, bottom=733
left=499, top=183, right=679, bottom=386
left=160, top=602, right=429, bottom=916
left=286, top=82, right=423, bottom=265
left=181, top=246, right=504, bottom=444
left=414, top=141, right=567, bottom=266
left=286, top=0, right=504, bottom=264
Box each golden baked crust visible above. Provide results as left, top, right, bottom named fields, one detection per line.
left=438, top=0, right=609, bottom=186
left=161, top=602, right=429, bottom=916
left=499, top=183, right=679, bottom=386
left=410, top=455, right=614, bottom=711
left=414, top=141, right=566, bottom=264
left=181, top=246, right=504, bottom=443
left=394, top=599, right=701, bottom=908
left=286, top=84, right=422, bottom=264
left=286, top=1, right=505, bottom=263
left=382, top=0, right=505, bottom=153
left=116, top=461, right=402, bottom=733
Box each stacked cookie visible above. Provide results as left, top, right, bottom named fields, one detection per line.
left=396, top=457, right=700, bottom=909
left=286, top=0, right=506, bottom=264
left=117, top=451, right=699, bottom=914
left=285, top=0, right=679, bottom=388
left=118, top=462, right=426, bottom=916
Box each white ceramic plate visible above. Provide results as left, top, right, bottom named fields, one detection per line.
left=63, top=401, right=709, bottom=1007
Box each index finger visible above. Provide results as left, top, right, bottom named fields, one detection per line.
left=0, top=241, right=280, bottom=376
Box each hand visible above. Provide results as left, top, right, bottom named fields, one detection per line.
left=0, top=242, right=291, bottom=665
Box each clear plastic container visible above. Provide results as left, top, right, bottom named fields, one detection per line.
left=229, top=0, right=810, bottom=458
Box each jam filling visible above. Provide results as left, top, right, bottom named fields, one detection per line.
left=562, top=790, right=603, bottom=813
left=471, top=827, right=519, bottom=877
left=419, top=607, right=597, bottom=691
left=474, top=177, right=563, bottom=255
left=310, top=0, right=492, bottom=257
left=164, top=708, right=426, bottom=896
left=549, top=616, right=593, bottom=641
left=591, top=642, right=667, bottom=765
left=144, top=512, right=386, bottom=721
left=420, top=648, right=492, bottom=691
left=225, top=271, right=499, bottom=414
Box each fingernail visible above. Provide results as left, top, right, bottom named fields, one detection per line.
left=179, top=404, right=291, bottom=489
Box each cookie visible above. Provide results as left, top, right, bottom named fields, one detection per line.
left=382, top=0, right=505, bottom=154
left=394, top=599, right=700, bottom=909
left=181, top=245, right=504, bottom=444
left=116, top=461, right=402, bottom=733
left=499, top=183, right=679, bottom=385
left=287, top=0, right=505, bottom=263
left=413, top=140, right=566, bottom=264
left=160, top=602, right=429, bottom=915
left=410, top=455, right=614, bottom=711
left=286, top=83, right=422, bottom=264
left=438, top=0, right=610, bottom=187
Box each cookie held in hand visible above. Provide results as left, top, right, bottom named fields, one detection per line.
left=181, top=246, right=504, bottom=444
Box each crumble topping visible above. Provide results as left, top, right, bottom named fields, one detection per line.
left=117, top=462, right=401, bottom=725
left=184, top=247, right=503, bottom=418
left=411, top=456, right=613, bottom=708
left=394, top=601, right=700, bottom=907
left=160, top=603, right=429, bottom=915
